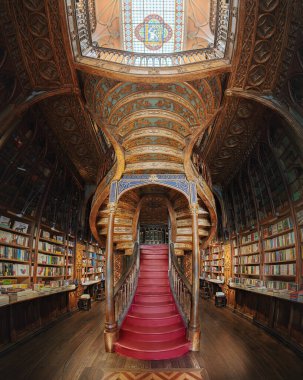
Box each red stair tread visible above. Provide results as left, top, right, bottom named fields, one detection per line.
left=128, top=310, right=179, bottom=318
left=114, top=244, right=189, bottom=360
left=116, top=337, right=188, bottom=352
left=121, top=322, right=184, bottom=333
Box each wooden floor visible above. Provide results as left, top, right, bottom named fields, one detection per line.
left=0, top=299, right=303, bottom=380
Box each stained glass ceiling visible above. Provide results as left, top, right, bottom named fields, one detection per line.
left=121, top=0, right=185, bottom=54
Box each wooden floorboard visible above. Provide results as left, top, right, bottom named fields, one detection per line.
left=0, top=299, right=302, bottom=380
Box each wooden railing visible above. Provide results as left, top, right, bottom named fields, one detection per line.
left=114, top=242, right=139, bottom=326
left=65, top=0, right=238, bottom=70
left=86, top=46, right=224, bottom=67
left=169, top=243, right=192, bottom=325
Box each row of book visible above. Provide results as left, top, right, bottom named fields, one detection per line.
left=240, top=266, right=260, bottom=275
left=241, top=231, right=259, bottom=244
left=40, top=230, right=64, bottom=243
left=0, top=216, right=29, bottom=233
left=263, top=217, right=293, bottom=238
left=266, top=281, right=297, bottom=291
left=36, top=266, right=65, bottom=277
left=38, top=241, right=65, bottom=254
left=211, top=266, right=224, bottom=273
left=264, top=248, right=296, bottom=263
left=263, top=232, right=295, bottom=250
left=210, top=260, right=223, bottom=266
left=37, top=253, right=65, bottom=266
left=233, top=257, right=239, bottom=265
left=0, top=246, right=30, bottom=261
left=82, top=268, right=95, bottom=274
left=240, top=242, right=259, bottom=255
left=264, top=263, right=296, bottom=276
left=296, top=209, right=303, bottom=225
left=240, top=254, right=260, bottom=264
left=0, top=231, right=29, bottom=247
left=0, top=262, right=29, bottom=276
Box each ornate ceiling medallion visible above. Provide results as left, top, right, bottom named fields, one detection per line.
left=135, top=14, right=172, bottom=51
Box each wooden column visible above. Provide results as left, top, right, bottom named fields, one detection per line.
left=188, top=203, right=201, bottom=351
left=104, top=202, right=118, bottom=352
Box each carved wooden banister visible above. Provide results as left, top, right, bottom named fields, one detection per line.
left=169, top=243, right=192, bottom=325
left=114, top=242, right=139, bottom=326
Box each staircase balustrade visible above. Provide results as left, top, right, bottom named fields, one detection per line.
left=114, top=242, right=140, bottom=326
left=169, top=243, right=192, bottom=326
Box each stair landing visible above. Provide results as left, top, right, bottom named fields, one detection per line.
left=115, top=244, right=190, bottom=360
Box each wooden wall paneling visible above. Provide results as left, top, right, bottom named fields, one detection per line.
left=254, top=294, right=271, bottom=327
left=290, top=302, right=303, bottom=349
left=273, top=299, right=292, bottom=337
left=0, top=306, right=10, bottom=347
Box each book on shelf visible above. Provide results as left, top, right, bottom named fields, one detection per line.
left=264, top=263, right=296, bottom=276
left=263, top=217, right=293, bottom=238
left=0, top=246, right=29, bottom=261
left=264, top=248, right=296, bottom=263
left=0, top=262, right=29, bottom=276
left=0, top=230, right=29, bottom=246
left=240, top=242, right=259, bottom=255
left=12, top=221, right=29, bottom=234
left=241, top=231, right=259, bottom=244
left=296, top=209, right=303, bottom=225
left=41, top=230, right=50, bottom=239
left=263, top=231, right=295, bottom=250
left=55, top=235, right=64, bottom=243
left=0, top=216, right=11, bottom=228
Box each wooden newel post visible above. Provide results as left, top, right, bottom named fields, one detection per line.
left=104, top=202, right=118, bottom=352
left=188, top=203, right=201, bottom=351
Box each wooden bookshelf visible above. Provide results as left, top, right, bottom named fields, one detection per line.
left=0, top=211, right=33, bottom=284
left=262, top=216, right=296, bottom=281
left=34, top=225, right=76, bottom=282
left=201, top=242, right=224, bottom=282
left=81, top=242, right=105, bottom=283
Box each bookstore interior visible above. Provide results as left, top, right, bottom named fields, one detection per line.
left=0, top=0, right=303, bottom=379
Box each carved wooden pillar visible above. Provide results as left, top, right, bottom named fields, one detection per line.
left=188, top=203, right=201, bottom=351
left=104, top=202, right=118, bottom=352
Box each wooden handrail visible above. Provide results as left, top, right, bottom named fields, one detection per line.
left=114, top=242, right=139, bottom=326
left=169, top=243, right=192, bottom=325
left=114, top=242, right=138, bottom=296
left=170, top=243, right=192, bottom=292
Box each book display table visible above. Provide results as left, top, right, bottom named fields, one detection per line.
left=0, top=285, right=77, bottom=353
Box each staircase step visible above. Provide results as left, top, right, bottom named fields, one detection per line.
left=140, top=259, right=168, bottom=266
left=119, top=324, right=186, bottom=342
left=140, top=250, right=168, bottom=254
left=115, top=337, right=190, bottom=360
left=140, top=265, right=168, bottom=271
left=131, top=303, right=176, bottom=314
left=140, top=244, right=168, bottom=249
left=125, top=313, right=182, bottom=327
left=138, top=278, right=169, bottom=286
left=134, top=296, right=174, bottom=305
left=136, top=286, right=170, bottom=295
left=140, top=254, right=168, bottom=259
left=139, top=271, right=167, bottom=278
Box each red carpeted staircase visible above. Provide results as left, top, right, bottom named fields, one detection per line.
left=115, top=244, right=190, bottom=360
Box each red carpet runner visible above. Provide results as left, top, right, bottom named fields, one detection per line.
left=115, top=244, right=190, bottom=360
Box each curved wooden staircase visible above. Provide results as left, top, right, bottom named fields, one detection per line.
left=115, top=244, right=190, bottom=360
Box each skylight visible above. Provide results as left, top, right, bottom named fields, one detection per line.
left=121, top=0, right=185, bottom=54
